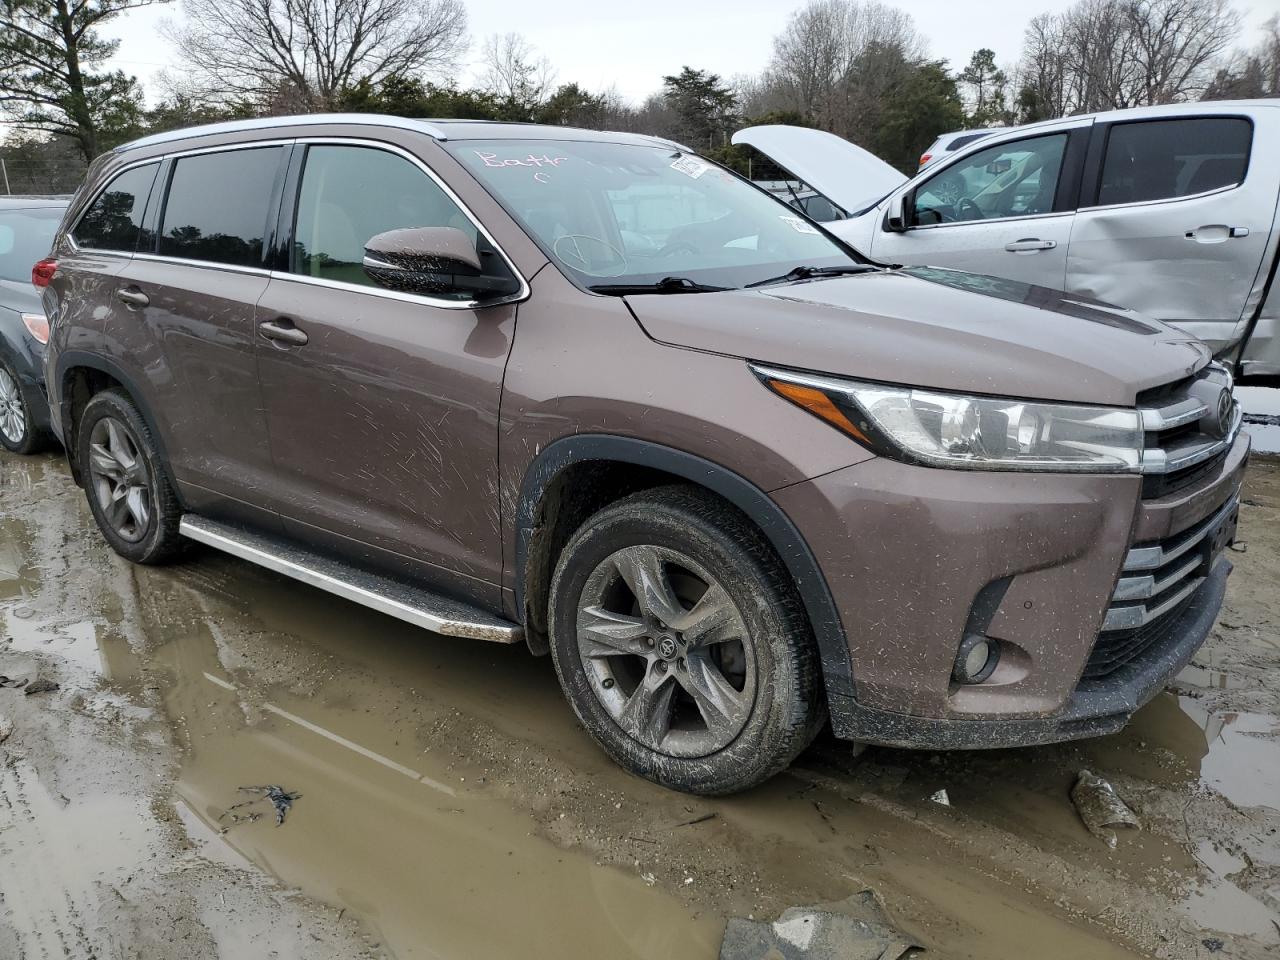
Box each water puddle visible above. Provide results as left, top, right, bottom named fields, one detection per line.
left=1240, top=386, right=1280, bottom=454
left=1175, top=663, right=1246, bottom=691
left=155, top=619, right=721, bottom=960
left=1176, top=699, right=1280, bottom=812
left=1182, top=839, right=1280, bottom=939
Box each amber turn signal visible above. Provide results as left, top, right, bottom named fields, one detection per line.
left=765, top=378, right=871, bottom=444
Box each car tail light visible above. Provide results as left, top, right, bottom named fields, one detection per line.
left=32, top=258, right=58, bottom=288
left=918, top=154, right=932, bottom=169
left=21, top=313, right=49, bottom=344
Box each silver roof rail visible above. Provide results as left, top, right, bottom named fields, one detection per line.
left=116, top=114, right=451, bottom=152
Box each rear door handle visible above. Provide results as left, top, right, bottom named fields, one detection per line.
left=1004, top=238, right=1057, bottom=253
left=115, top=286, right=149, bottom=308
left=258, top=318, right=309, bottom=346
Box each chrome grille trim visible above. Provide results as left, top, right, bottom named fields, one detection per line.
left=1121, top=494, right=1239, bottom=572
left=1136, top=362, right=1239, bottom=478
left=1139, top=396, right=1208, bottom=431
left=1138, top=404, right=1241, bottom=475
left=1111, top=553, right=1203, bottom=602
left=1102, top=576, right=1206, bottom=631
left=1100, top=493, right=1238, bottom=632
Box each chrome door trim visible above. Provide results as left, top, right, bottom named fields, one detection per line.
left=276, top=136, right=531, bottom=311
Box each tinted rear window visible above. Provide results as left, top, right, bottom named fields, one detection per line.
left=0, top=207, right=62, bottom=283
left=73, top=163, right=158, bottom=252
left=1098, top=118, right=1251, bottom=206
left=947, top=132, right=991, bottom=152
left=159, top=148, right=282, bottom=267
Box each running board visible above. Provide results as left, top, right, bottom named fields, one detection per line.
left=178, top=515, right=522, bottom=644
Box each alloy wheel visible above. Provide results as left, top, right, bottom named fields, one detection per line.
left=88, top=416, right=152, bottom=542
left=0, top=368, right=26, bottom=445
left=575, top=544, right=756, bottom=758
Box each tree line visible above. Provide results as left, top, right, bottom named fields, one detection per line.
left=1, top=0, right=1277, bottom=195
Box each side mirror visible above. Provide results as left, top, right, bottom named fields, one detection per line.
left=884, top=192, right=911, bottom=233
left=362, top=227, right=519, bottom=300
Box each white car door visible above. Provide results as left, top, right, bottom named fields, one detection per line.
left=1067, top=112, right=1280, bottom=354
left=868, top=127, right=1089, bottom=290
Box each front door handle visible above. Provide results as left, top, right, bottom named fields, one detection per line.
left=1186, top=225, right=1250, bottom=243
left=259, top=319, right=309, bottom=346
left=115, top=286, right=149, bottom=308
left=1004, top=238, right=1057, bottom=253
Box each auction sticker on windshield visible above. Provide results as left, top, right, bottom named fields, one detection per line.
left=670, top=155, right=710, bottom=179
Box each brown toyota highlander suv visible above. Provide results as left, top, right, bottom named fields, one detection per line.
left=39, top=115, right=1247, bottom=795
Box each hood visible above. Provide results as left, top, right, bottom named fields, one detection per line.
left=732, top=125, right=906, bottom=215
left=627, top=267, right=1210, bottom=406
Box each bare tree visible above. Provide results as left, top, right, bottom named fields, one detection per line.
left=760, top=0, right=926, bottom=139
left=1203, top=13, right=1279, bottom=99
left=1017, top=0, right=1241, bottom=118
left=164, top=0, right=469, bottom=111
left=478, top=33, right=555, bottom=110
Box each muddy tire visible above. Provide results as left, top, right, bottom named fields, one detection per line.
left=0, top=354, right=52, bottom=455
left=77, top=389, right=184, bottom=564
left=548, top=485, right=825, bottom=795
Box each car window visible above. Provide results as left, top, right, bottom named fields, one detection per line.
left=158, top=148, right=282, bottom=267
left=1097, top=118, right=1251, bottom=207
left=947, top=132, right=991, bottom=152
left=606, top=182, right=732, bottom=254
left=73, top=163, right=158, bottom=252
left=0, top=207, right=62, bottom=283
left=291, top=144, right=487, bottom=296
left=450, top=139, right=857, bottom=290
left=913, top=133, right=1068, bottom=226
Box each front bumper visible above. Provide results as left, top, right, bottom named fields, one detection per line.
left=772, top=431, right=1248, bottom=749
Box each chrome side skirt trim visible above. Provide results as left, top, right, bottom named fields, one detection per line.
left=179, top=515, right=521, bottom=644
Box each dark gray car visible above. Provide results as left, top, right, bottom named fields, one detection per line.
left=0, top=195, right=68, bottom=453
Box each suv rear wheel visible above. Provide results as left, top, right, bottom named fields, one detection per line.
left=548, top=486, right=824, bottom=794
left=78, top=389, right=184, bottom=564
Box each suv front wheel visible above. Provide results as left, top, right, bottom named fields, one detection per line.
left=548, top=486, right=824, bottom=794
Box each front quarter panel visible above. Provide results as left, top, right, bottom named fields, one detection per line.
left=498, top=266, right=875, bottom=591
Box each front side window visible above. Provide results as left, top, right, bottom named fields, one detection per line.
left=449, top=139, right=859, bottom=290
left=0, top=207, right=62, bottom=282
left=159, top=147, right=282, bottom=267
left=291, top=144, right=491, bottom=295
left=1097, top=118, right=1251, bottom=207
left=73, top=163, right=158, bottom=252
left=913, top=133, right=1068, bottom=226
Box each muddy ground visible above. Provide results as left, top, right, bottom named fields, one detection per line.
left=1, top=451, right=1278, bottom=960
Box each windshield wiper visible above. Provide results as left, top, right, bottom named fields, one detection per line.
left=744, top=264, right=879, bottom=289
left=589, top=276, right=731, bottom=295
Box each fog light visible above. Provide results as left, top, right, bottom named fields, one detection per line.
left=953, top=634, right=998, bottom=684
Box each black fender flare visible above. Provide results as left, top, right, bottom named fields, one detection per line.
left=53, top=350, right=177, bottom=491
left=514, top=434, right=854, bottom=699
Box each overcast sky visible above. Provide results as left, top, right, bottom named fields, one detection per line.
left=98, top=0, right=1280, bottom=106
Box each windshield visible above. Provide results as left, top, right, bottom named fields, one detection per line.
left=449, top=139, right=860, bottom=291
left=0, top=206, right=61, bottom=284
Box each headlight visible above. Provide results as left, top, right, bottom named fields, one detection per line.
left=753, top=364, right=1144, bottom=473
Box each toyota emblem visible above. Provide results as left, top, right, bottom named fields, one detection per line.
left=1214, top=388, right=1233, bottom=438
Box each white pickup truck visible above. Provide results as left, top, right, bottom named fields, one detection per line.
left=736, top=100, right=1280, bottom=381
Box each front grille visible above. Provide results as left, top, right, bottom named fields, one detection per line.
left=1136, top=363, right=1241, bottom=499
left=1086, top=495, right=1238, bottom=679
left=1084, top=594, right=1196, bottom=680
